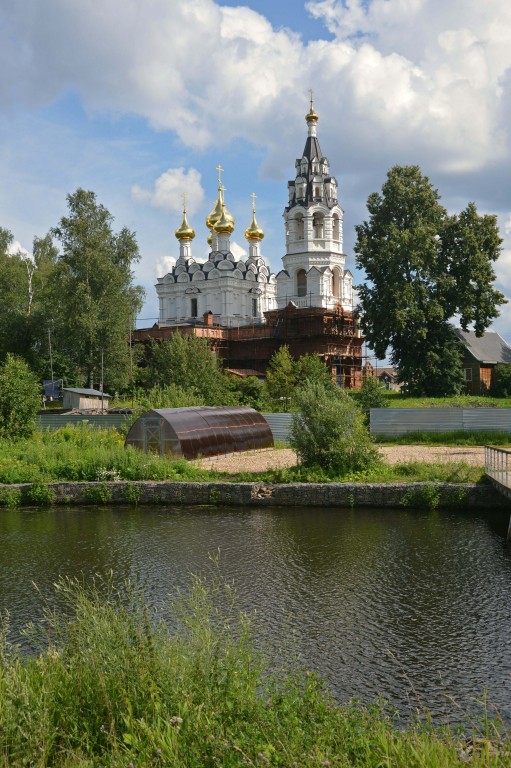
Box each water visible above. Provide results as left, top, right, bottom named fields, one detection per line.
left=1, top=504, right=510, bottom=723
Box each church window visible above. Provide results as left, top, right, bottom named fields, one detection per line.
left=191, top=298, right=198, bottom=318
left=332, top=213, right=340, bottom=240
left=314, top=186, right=320, bottom=198
left=296, top=215, right=304, bottom=240
left=252, top=298, right=258, bottom=317
left=297, top=269, right=307, bottom=297
left=313, top=213, right=324, bottom=238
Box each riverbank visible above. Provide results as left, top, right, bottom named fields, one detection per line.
left=0, top=478, right=506, bottom=508
left=1, top=574, right=508, bottom=767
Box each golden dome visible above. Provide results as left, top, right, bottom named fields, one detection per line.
left=244, top=195, right=264, bottom=241
left=214, top=204, right=235, bottom=235
left=206, top=190, right=224, bottom=230
left=207, top=232, right=212, bottom=247
left=305, top=89, right=319, bottom=123
left=175, top=206, right=195, bottom=241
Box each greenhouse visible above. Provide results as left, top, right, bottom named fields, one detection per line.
left=125, top=406, right=273, bottom=459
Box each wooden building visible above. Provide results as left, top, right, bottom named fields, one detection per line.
left=62, top=388, right=112, bottom=411
left=456, top=329, right=511, bottom=394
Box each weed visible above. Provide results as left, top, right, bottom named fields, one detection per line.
left=82, top=483, right=113, bottom=505
left=402, top=484, right=441, bottom=510
left=25, top=482, right=56, bottom=506
left=0, top=486, right=22, bottom=508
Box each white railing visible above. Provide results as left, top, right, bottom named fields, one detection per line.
left=485, top=445, right=511, bottom=488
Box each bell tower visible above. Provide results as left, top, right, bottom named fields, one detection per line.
left=276, top=93, right=353, bottom=310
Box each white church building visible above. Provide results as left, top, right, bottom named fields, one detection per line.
left=155, top=97, right=354, bottom=327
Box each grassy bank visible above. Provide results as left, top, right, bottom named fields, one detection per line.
left=375, top=393, right=511, bottom=409
left=0, top=575, right=508, bottom=767
left=0, top=426, right=487, bottom=494
left=374, top=431, right=511, bottom=447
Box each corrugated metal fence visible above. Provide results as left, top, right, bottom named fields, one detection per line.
left=262, top=413, right=294, bottom=442
left=37, top=414, right=129, bottom=431
left=370, top=408, right=511, bottom=436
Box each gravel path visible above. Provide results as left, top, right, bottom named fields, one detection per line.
left=198, top=445, right=485, bottom=474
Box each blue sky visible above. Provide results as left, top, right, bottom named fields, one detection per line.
left=1, top=0, right=511, bottom=342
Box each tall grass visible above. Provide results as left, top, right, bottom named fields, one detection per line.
left=0, top=574, right=508, bottom=767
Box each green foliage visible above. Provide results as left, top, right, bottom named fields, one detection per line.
left=228, top=375, right=268, bottom=410
left=290, top=380, right=381, bottom=474
left=47, top=188, right=144, bottom=391
left=352, top=375, right=389, bottom=424
left=374, top=430, right=511, bottom=446
left=82, top=482, right=113, bottom=505
left=0, top=354, right=41, bottom=440
left=355, top=166, right=506, bottom=396
left=294, top=353, right=336, bottom=389
left=144, top=333, right=231, bottom=405
left=25, top=481, right=56, bottom=506
left=490, top=363, right=511, bottom=397
left=401, top=484, right=441, bottom=509
left=265, top=344, right=297, bottom=408
left=0, top=574, right=506, bottom=767
left=139, top=383, right=205, bottom=409
left=371, top=391, right=511, bottom=408
left=0, top=486, right=22, bottom=508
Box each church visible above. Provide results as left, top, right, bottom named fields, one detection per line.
left=134, top=98, right=363, bottom=388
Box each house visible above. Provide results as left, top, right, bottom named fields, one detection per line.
left=375, top=367, right=400, bottom=391
left=62, top=388, right=113, bottom=411
left=455, top=329, right=511, bottom=394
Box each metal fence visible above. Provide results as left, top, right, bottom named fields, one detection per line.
left=485, top=445, right=511, bottom=487
left=371, top=408, right=511, bottom=436
left=262, top=413, right=294, bottom=442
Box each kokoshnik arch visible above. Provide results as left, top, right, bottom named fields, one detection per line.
left=134, top=97, right=363, bottom=388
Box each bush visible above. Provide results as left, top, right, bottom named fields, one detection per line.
left=490, top=362, right=511, bottom=397
left=290, top=381, right=381, bottom=475
left=0, top=354, right=40, bottom=440
left=352, top=375, right=389, bottom=424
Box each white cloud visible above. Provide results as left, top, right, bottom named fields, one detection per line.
left=132, top=167, right=204, bottom=215
left=7, top=240, right=32, bottom=259
left=230, top=241, right=248, bottom=260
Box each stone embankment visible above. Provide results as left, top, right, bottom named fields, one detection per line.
left=2, top=479, right=506, bottom=508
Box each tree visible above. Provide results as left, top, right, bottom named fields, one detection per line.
left=0, top=227, right=36, bottom=362
left=352, top=374, right=389, bottom=424
left=144, top=332, right=231, bottom=406
left=355, top=166, right=506, bottom=397
left=290, top=381, right=381, bottom=474
left=0, top=354, right=41, bottom=440
left=47, top=189, right=144, bottom=391
left=265, top=345, right=297, bottom=408
left=294, top=353, right=336, bottom=390
left=490, top=363, right=511, bottom=398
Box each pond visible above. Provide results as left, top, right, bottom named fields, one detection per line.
left=1, top=504, right=510, bottom=723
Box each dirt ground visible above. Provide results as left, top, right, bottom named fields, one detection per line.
left=198, top=445, right=485, bottom=474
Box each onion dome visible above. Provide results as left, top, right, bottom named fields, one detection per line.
left=244, top=195, right=264, bottom=242
left=214, top=204, right=235, bottom=235
left=207, top=232, right=213, bottom=247
left=305, top=90, right=319, bottom=124
left=206, top=189, right=224, bottom=231
left=175, top=204, right=195, bottom=241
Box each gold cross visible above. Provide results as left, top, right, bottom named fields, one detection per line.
left=216, top=163, right=224, bottom=187
left=182, top=191, right=187, bottom=211
left=309, top=88, right=314, bottom=109
left=251, top=192, right=257, bottom=212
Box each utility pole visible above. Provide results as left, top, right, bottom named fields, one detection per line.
left=48, top=327, right=54, bottom=399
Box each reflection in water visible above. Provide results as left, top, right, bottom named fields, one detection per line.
left=1, top=505, right=510, bottom=723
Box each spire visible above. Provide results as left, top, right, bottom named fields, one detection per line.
left=244, top=193, right=264, bottom=242
left=305, top=88, right=319, bottom=136
left=206, top=166, right=225, bottom=232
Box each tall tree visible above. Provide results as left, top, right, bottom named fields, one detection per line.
left=145, top=332, right=231, bottom=406
left=47, top=189, right=144, bottom=391
left=265, top=345, right=296, bottom=408
left=355, top=166, right=506, bottom=396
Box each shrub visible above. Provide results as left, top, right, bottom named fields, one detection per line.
left=352, top=374, right=389, bottom=424
left=0, top=354, right=40, bottom=440
left=290, top=381, right=381, bottom=475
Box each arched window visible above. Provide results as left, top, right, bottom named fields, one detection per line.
left=313, top=213, right=324, bottom=239
left=191, top=298, right=198, bottom=318
left=296, top=215, right=304, bottom=240
left=332, top=267, right=341, bottom=298
left=314, top=186, right=320, bottom=198
left=332, top=213, right=340, bottom=241
left=297, top=269, right=307, bottom=297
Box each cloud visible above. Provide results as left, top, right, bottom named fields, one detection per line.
left=2, top=0, right=509, bottom=180
left=132, top=167, right=204, bottom=215
left=7, top=240, right=32, bottom=259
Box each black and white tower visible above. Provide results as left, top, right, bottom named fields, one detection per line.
left=276, top=94, right=353, bottom=310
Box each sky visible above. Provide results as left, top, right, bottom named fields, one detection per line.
left=1, top=0, right=511, bottom=342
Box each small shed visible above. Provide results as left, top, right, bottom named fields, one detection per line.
left=62, top=388, right=113, bottom=411
left=125, top=406, right=273, bottom=459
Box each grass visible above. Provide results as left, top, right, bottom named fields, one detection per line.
left=0, top=425, right=488, bottom=490
left=0, top=573, right=508, bottom=767
left=374, top=431, right=511, bottom=446
left=373, top=392, right=511, bottom=409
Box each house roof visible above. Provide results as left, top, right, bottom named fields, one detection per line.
left=376, top=367, right=396, bottom=380
left=455, top=329, right=511, bottom=364
left=63, top=388, right=113, bottom=398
